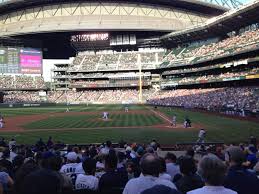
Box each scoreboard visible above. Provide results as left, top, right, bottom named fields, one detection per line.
left=0, top=47, right=42, bottom=74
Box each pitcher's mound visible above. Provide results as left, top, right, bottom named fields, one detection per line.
left=94, top=118, right=113, bottom=122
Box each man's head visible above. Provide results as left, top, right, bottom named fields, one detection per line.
left=82, top=158, right=96, bottom=175
left=106, top=140, right=112, bottom=148
left=179, top=156, right=196, bottom=175
left=105, top=152, right=118, bottom=171
left=198, top=155, right=227, bottom=186
left=66, top=152, right=78, bottom=163
left=186, top=148, right=195, bottom=158
left=140, top=153, right=160, bottom=177
left=225, top=146, right=245, bottom=166
left=159, top=157, right=167, bottom=173
left=165, top=152, right=177, bottom=163
left=20, top=169, right=62, bottom=194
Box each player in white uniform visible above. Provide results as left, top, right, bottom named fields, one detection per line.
left=125, top=106, right=129, bottom=112
left=171, top=115, right=176, bottom=127
left=102, top=112, right=109, bottom=120
left=66, top=107, right=70, bottom=112
left=0, top=116, right=4, bottom=129
left=197, top=129, right=206, bottom=144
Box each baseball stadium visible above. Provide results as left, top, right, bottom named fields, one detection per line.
left=0, top=0, right=259, bottom=193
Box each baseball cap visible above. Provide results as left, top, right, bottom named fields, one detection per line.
left=126, top=146, right=132, bottom=152
left=66, top=152, right=77, bottom=161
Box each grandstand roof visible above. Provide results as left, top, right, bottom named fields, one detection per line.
left=161, top=0, right=259, bottom=46
left=0, top=0, right=227, bottom=16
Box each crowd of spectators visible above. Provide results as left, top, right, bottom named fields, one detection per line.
left=47, top=90, right=143, bottom=104
left=148, top=87, right=259, bottom=112
left=4, top=91, right=42, bottom=103
left=0, top=75, right=45, bottom=90
left=2, top=86, right=259, bottom=111
left=71, top=51, right=163, bottom=72
left=0, top=137, right=258, bottom=194
left=0, top=75, right=13, bottom=89
left=1, top=89, right=155, bottom=104
left=163, top=28, right=259, bottom=67
left=165, top=67, right=259, bottom=85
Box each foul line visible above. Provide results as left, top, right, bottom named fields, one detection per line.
left=147, top=107, right=171, bottom=124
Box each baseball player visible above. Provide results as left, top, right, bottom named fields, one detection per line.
left=197, top=129, right=206, bottom=144
left=102, top=112, right=109, bottom=120
left=0, top=116, right=4, bottom=128
left=125, top=106, right=129, bottom=112
left=66, top=107, right=70, bottom=112
left=171, top=115, right=176, bottom=127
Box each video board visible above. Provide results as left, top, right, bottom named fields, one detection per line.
left=0, top=47, right=42, bottom=74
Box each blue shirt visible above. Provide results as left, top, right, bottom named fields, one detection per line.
left=0, top=171, right=9, bottom=191
left=224, top=165, right=259, bottom=194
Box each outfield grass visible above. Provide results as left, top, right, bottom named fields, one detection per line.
left=0, top=104, right=258, bottom=145
left=0, top=104, right=147, bottom=117
left=23, top=114, right=164, bottom=129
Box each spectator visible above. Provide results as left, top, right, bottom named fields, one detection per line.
left=244, top=145, right=258, bottom=169
left=59, top=152, right=79, bottom=186
left=47, top=136, right=54, bottom=148
left=20, top=169, right=62, bottom=194
left=99, top=151, right=128, bottom=192
left=187, top=155, right=237, bottom=194
left=41, top=153, right=73, bottom=192
left=224, top=146, right=259, bottom=194
left=159, top=157, right=172, bottom=181
left=75, top=158, right=98, bottom=191
left=175, top=156, right=204, bottom=194
left=100, top=140, right=113, bottom=155
left=0, top=149, right=13, bottom=176
left=14, top=162, right=40, bottom=194
left=126, top=161, right=140, bottom=180
left=0, top=168, right=13, bottom=193
left=164, top=152, right=180, bottom=181
left=123, top=153, right=177, bottom=194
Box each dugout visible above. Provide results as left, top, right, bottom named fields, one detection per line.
left=0, top=92, right=3, bottom=103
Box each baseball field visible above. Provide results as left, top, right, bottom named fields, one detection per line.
left=0, top=104, right=258, bottom=145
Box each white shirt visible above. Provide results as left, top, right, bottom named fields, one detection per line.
left=159, top=173, right=172, bottom=181
left=187, top=186, right=237, bottom=194
left=75, top=174, right=99, bottom=191
left=123, top=175, right=177, bottom=194
left=198, top=130, right=206, bottom=138
left=100, top=146, right=110, bottom=155
left=60, top=163, right=80, bottom=186
left=75, top=163, right=85, bottom=174
left=60, top=163, right=79, bottom=175
left=166, top=163, right=180, bottom=180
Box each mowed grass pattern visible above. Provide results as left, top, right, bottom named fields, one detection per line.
left=0, top=104, right=147, bottom=117
left=161, top=107, right=259, bottom=143
left=23, top=114, right=164, bottom=129
left=0, top=105, right=259, bottom=144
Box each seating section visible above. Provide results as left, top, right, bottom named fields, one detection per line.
left=163, top=67, right=259, bottom=85
left=0, top=75, right=45, bottom=90
left=70, top=51, right=164, bottom=71
left=162, top=28, right=259, bottom=67
left=4, top=91, right=42, bottom=103
left=147, top=87, right=259, bottom=111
